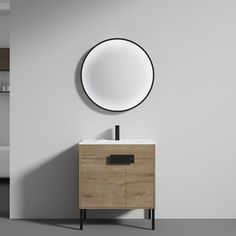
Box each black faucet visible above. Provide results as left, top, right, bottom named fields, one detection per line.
left=115, top=125, right=120, bottom=141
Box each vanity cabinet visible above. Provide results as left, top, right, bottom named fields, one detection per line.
left=79, top=140, right=156, bottom=230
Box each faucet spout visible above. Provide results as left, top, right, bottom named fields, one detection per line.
left=115, top=125, right=120, bottom=141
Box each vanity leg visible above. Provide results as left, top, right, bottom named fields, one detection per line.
left=151, top=209, right=155, bottom=230
left=84, top=209, right=87, bottom=219
left=148, top=209, right=151, bottom=219
left=80, top=209, right=83, bottom=230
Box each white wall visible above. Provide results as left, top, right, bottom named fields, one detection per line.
left=11, top=0, right=236, bottom=219
left=0, top=13, right=10, bottom=146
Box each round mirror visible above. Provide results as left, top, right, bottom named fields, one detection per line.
left=81, top=38, right=154, bottom=112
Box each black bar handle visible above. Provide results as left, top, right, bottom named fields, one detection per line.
left=107, top=154, right=134, bottom=165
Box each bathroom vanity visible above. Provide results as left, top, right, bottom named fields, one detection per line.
left=79, top=139, right=156, bottom=230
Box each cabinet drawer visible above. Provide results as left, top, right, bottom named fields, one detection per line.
left=80, top=144, right=155, bottom=159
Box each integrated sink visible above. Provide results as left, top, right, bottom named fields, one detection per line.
left=80, top=127, right=155, bottom=145
left=80, top=139, right=155, bottom=145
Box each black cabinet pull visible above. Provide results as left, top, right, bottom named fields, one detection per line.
left=107, top=155, right=134, bottom=165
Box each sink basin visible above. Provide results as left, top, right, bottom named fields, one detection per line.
left=80, top=139, right=155, bottom=145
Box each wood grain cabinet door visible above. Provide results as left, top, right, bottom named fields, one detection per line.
left=126, top=158, right=155, bottom=209
left=80, top=158, right=126, bottom=209
left=79, top=144, right=155, bottom=209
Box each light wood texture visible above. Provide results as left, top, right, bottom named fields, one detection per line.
left=126, top=158, right=154, bottom=208
left=80, top=158, right=126, bottom=208
left=0, top=48, right=10, bottom=71
left=79, top=144, right=155, bottom=209
left=80, top=144, right=155, bottom=159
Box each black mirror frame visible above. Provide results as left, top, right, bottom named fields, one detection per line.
left=80, top=38, right=155, bottom=112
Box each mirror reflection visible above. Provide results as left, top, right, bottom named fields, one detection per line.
left=81, top=38, right=154, bottom=112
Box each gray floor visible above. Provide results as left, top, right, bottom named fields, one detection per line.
left=1, top=183, right=236, bottom=236
left=1, top=216, right=236, bottom=236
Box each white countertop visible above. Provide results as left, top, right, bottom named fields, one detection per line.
left=79, top=139, right=156, bottom=145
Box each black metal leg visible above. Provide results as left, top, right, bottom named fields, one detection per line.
left=151, top=209, right=155, bottom=230
left=80, top=209, right=83, bottom=230
left=148, top=209, right=151, bottom=219
left=84, top=209, right=87, bottom=219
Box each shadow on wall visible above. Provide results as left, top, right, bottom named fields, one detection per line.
left=95, top=128, right=113, bottom=139
left=0, top=11, right=9, bottom=16
left=21, top=145, right=79, bottom=218
left=20, top=142, right=139, bottom=219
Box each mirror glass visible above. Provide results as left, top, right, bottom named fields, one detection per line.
left=81, top=38, right=154, bottom=112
